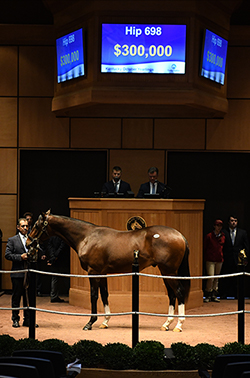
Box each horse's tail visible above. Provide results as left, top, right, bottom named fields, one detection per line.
left=177, top=240, right=191, bottom=303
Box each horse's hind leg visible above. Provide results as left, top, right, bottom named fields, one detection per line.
left=161, top=280, right=176, bottom=331
left=161, top=278, right=186, bottom=332
left=99, top=277, right=111, bottom=329
left=83, top=278, right=99, bottom=331
left=174, top=303, right=185, bottom=332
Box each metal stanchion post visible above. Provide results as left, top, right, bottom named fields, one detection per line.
left=237, top=249, right=247, bottom=344
left=29, top=264, right=37, bottom=339
left=132, top=250, right=139, bottom=348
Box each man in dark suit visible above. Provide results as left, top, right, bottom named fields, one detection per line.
left=102, top=165, right=131, bottom=196
left=5, top=218, right=35, bottom=328
left=219, top=215, right=249, bottom=299
left=137, top=166, right=171, bottom=198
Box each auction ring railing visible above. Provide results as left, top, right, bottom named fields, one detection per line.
left=0, top=262, right=249, bottom=346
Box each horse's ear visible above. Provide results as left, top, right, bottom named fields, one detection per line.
left=40, top=211, right=46, bottom=220
left=46, top=209, right=51, bottom=215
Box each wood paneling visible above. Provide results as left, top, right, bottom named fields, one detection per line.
left=0, top=46, right=17, bottom=96
left=0, top=195, right=17, bottom=241
left=227, top=47, right=250, bottom=99
left=1, top=242, right=12, bottom=290
left=71, top=118, right=122, bottom=148
left=0, top=99, right=17, bottom=147
left=69, top=198, right=204, bottom=312
left=109, top=150, right=165, bottom=198
left=19, top=98, right=70, bottom=148
left=0, top=149, right=17, bottom=193
left=207, top=100, right=250, bottom=150
left=154, top=119, right=206, bottom=149
left=122, top=119, right=153, bottom=149
left=19, top=46, right=54, bottom=97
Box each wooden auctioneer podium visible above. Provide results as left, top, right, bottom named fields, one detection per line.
left=69, top=198, right=205, bottom=312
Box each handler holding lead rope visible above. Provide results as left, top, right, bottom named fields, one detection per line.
left=5, top=218, right=36, bottom=328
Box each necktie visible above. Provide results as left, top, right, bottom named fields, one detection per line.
left=152, top=183, right=155, bottom=194
left=231, top=229, right=235, bottom=245
left=114, top=183, right=118, bottom=193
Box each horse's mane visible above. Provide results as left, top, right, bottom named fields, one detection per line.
left=51, top=213, right=98, bottom=228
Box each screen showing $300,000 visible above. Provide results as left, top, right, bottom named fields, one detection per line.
left=101, top=24, right=186, bottom=74
left=56, top=28, right=84, bottom=83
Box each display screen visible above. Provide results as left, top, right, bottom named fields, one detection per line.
left=101, top=24, right=186, bottom=74
left=200, top=29, right=228, bottom=85
left=56, top=28, right=84, bottom=83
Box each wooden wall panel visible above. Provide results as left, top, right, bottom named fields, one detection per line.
left=0, top=98, right=17, bottom=147
left=19, top=46, right=54, bottom=97
left=207, top=100, right=250, bottom=150
left=122, top=118, right=153, bottom=149
left=19, top=98, right=69, bottom=148
left=0, top=195, right=17, bottom=241
left=109, top=149, right=165, bottom=197
left=0, top=46, right=17, bottom=96
left=227, top=47, right=250, bottom=99
left=0, top=149, right=17, bottom=193
left=71, top=118, right=122, bottom=148
left=154, top=119, right=206, bottom=149
left=2, top=242, right=12, bottom=290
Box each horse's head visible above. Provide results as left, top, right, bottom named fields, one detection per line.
left=26, top=209, right=51, bottom=261
left=238, top=249, right=248, bottom=266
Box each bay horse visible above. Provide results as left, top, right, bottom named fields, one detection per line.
left=26, top=210, right=190, bottom=332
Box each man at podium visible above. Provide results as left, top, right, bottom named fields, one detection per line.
left=102, top=166, right=132, bottom=196
left=137, top=166, right=171, bottom=198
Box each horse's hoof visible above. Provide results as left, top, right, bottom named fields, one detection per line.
left=99, top=323, right=108, bottom=329
left=83, top=324, right=92, bottom=331
left=161, top=325, right=169, bottom=331
left=173, top=326, right=182, bottom=332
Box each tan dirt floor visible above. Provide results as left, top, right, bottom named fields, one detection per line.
left=1, top=294, right=250, bottom=348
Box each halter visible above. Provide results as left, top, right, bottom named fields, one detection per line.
left=27, top=218, right=49, bottom=262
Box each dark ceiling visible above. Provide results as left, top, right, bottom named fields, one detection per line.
left=0, top=0, right=249, bottom=25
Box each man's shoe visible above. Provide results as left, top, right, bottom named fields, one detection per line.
left=23, top=321, right=39, bottom=328
left=51, top=297, right=65, bottom=303
left=12, top=320, right=20, bottom=328
left=211, top=296, right=220, bottom=302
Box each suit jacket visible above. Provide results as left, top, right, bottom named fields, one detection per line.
left=5, top=233, right=27, bottom=278
left=137, top=181, right=169, bottom=198
left=102, top=180, right=131, bottom=194
left=47, top=235, right=69, bottom=266
left=222, top=227, right=249, bottom=266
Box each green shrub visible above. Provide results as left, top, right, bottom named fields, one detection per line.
left=41, top=338, right=74, bottom=364
left=15, top=337, right=41, bottom=351
left=103, top=342, right=134, bottom=370
left=171, top=342, right=198, bottom=370
left=194, top=343, right=221, bottom=370
left=221, top=341, right=247, bottom=354
left=133, top=341, right=167, bottom=370
left=72, top=339, right=104, bottom=368
left=0, top=335, right=17, bottom=357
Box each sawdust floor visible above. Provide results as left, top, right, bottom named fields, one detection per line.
left=0, top=294, right=249, bottom=348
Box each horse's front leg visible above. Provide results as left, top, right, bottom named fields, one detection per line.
left=99, top=277, right=111, bottom=329
left=83, top=278, right=99, bottom=331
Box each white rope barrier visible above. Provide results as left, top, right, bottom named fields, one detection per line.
left=0, top=268, right=249, bottom=320
left=0, top=306, right=245, bottom=318
left=1, top=268, right=249, bottom=280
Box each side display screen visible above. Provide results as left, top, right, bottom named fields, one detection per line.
left=200, top=29, right=228, bottom=85
left=56, top=28, right=84, bottom=83
left=101, top=24, right=186, bottom=74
